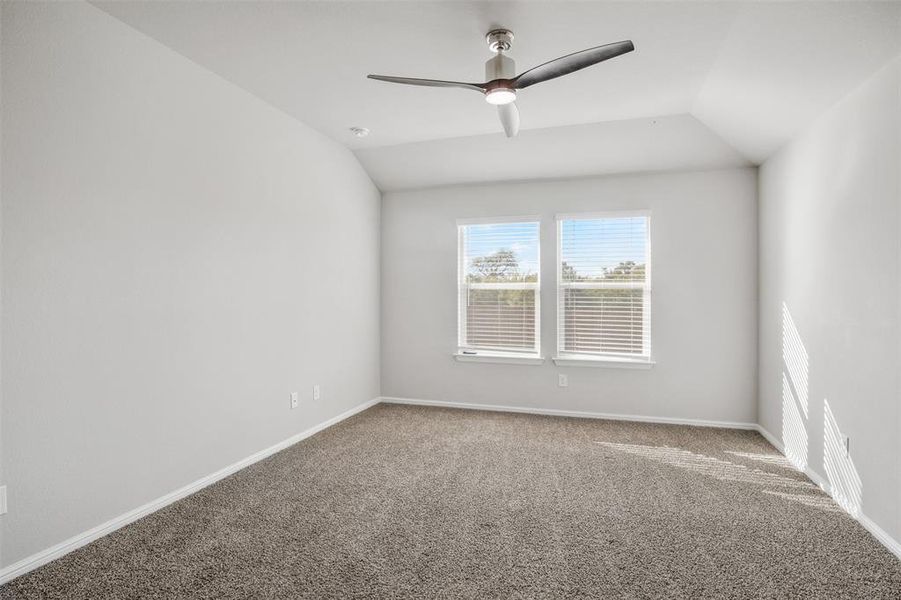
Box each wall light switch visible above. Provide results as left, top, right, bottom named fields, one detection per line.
left=313, top=385, right=321, bottom=401
left=842, top=435, right=850, bottom=457
left=558, top=374, right=568, bottom=388
left=290, top=392, right=299, bottom=409
left=0, top=486, right=7, bottom=515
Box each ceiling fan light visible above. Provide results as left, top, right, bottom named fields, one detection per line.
left=485, top=88, right=516, bottom=105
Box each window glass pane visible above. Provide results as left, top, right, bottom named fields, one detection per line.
left=459, top=220, right=540, bottom=353
left=560, top=217, right=647, bottom=283
left=464, top=222, right=539, bottom=283
left=562, top=288, right=645, bottom=355
left=559, top=215, right=650, bottom=358
left=466, top=288, right=536, bottom=350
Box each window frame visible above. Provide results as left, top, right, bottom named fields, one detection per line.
left=456, top=216, right=542, bottom=362
left=554, top=210, right=653, bottom=367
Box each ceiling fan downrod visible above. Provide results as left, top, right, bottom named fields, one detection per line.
left=484, top=29, right=517, bottom=105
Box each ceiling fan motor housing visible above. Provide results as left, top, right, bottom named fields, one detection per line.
left=485, top=29, right=516, bottom=102
left=485, top=53, right=515, bottom=81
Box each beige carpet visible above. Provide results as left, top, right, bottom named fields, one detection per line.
left=2, top=403, right=900, bottom=599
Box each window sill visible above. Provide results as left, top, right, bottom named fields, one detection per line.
left=552, top=355, right=655, bottom=369
left=454, top=352, right=545, bottom=366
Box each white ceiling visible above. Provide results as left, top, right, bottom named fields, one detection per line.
left=93, top=1, right=901, bottom=190
left=692, top=1, right=901, bottom=161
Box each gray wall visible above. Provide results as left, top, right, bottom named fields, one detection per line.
left=381, top=169, right=758, bottom=423
left=758, top=57, right=901, bottom=541
left=0, top=1, right=380, bottom=567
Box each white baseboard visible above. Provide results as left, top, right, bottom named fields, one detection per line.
left=754, top=423, right=828, bottom=495
left=858, top=513, right=901, bottom=560
left=0, top=397, right=380, bottom=586
left=755, top=423, right=901, bottom=561
left=753, top=423, right=784, bottom=452
left=379, top=396, right=758, bottom=430
left=386, top=397, right=901, bottom=561
left=5, top=398, right=896, bottom=586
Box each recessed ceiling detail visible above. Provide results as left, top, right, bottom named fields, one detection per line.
left=355, top=114, right=752, bottom=191
left=92, top=1, right=901, bottom=188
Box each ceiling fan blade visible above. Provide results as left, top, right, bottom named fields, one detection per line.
left=498, top=102, right=520, bottom=138
left=367, top=74, right=486, bottom=92
left=512, top=40, right=634, bottom=89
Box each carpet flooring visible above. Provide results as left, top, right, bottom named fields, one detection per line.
left=2, top=403, right=900, bottom=599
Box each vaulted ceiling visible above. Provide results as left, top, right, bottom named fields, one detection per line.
left=94, top=1, right=901, bottom=191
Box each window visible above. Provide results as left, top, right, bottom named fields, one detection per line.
left=556, top=213, right=651, bottom=363
left=457, top=218, right=540, bottom=358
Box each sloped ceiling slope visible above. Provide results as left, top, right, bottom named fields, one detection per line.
left=692, top=2, right=901, bottom=162
left=93, top=1, right=900, bottom=190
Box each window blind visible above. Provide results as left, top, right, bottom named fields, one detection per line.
left=557, top=214, right=650, bottom=359
left=458, top=220, right=540, bottom=354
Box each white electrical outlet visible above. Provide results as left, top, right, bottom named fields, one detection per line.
left=558, top=374, right=568, bottom=387
left=313, top=384, right=321, bottom=401
left=290, top=392, right=298, bottom=409
left=0, top=486, right=7, bottom=516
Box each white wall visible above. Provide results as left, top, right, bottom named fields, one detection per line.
left=758, top=57, right=901, bottom=542
left=381, top=169, right=758, bottom=423
left=0, top=1, right=380, bottom=568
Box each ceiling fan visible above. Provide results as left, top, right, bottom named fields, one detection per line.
left=367, top=29, right=634, bottom=138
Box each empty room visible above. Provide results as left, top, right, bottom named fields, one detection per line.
left=1, top=0, right=900, bottom=597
